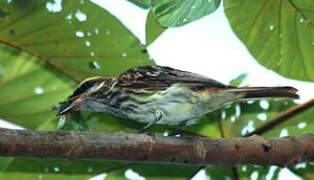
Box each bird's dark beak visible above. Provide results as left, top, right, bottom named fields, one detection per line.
left=57, top=95, right=86, bottom=115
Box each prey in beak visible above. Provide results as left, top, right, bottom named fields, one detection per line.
left=53, top=94, right=88, bottom=130
left=53, top=76, right=109, bottom=130
left=57, top=94, right=87, bottom=115
left=56, top=76, right=109, bottom=116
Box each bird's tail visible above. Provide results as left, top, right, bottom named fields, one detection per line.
left=223, top=86, right=299, bottom=99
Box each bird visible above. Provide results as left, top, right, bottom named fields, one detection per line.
left=57, top=65, right=299, bottom=133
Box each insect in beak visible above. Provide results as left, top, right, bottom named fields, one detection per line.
left=57, top=94, right=87, bottom=115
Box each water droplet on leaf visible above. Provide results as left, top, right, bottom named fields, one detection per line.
left=95, top=28, right=99, bottom=34
left=89, top=61, right=101, bottom=69
left=269, top=25, right=274, bottom=31
left=46, top=0, right=62, bottom=13
left=75, top=9, right=87, bottom=22
left=65, top=13, right=72, bottom=20
left=75, top=31, right=84, bottom=38
left=122, top=52, right=127, bottom=58
left=85, top=40, right=91, bottom=47
left=34, top=86, right=44, bottom=95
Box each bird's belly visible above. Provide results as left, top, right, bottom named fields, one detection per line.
left=157, top=102, right=198, bottom=125
left=129, top=90, right=206, bottom=125
left=84, top=86, right=243, bottom=126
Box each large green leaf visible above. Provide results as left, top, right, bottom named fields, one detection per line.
left=0, top=44, right=130, bottom=179
left=0, top=0, right=154, bottom=178
left=145, top=10, right=166, bottom=45
left=0, top=45, right=73, bottom=129
left=224, top=0, right=314, bottom=81
left=0, top=0, right=153, bottom=81
left=151, top=0, right=221, bottom=27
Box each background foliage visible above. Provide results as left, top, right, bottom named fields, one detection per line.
left=0, top=0, right=313, bottom=179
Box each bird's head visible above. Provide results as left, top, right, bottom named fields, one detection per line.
left=57, top=76, right=115, bottom=115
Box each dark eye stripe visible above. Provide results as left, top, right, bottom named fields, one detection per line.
left=69, top=80, right=98, bottom=98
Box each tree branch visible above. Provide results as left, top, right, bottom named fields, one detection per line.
left=245, top=97, right=314, bottom=137
left=0, top=128, right=314, bottom=166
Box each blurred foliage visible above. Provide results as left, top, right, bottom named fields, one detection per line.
left=127, top=0, right=150, bottom=9
left=224, top=0, right=314, bottom=82
left=0, top=0, right=313, bottom=179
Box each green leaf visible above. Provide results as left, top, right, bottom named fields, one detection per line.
left=151, top=0, right=221, bottom=27
left=219, top=100, right=295, bottom=137
left=206, top=166, right=236, bottom=179
left=264, top=105, right=314, bottom=137
left=1, top=158, right=127, bottom=180
left=224, top=0, right=314, bottom=81
left=0, top=0, right=153, bottom=81
left=127, top=0, right=150, bottom=9
left=106, top=164, right=200, bottom=180
left=228, top=73, right=248, bottom=87
left=0, top=45, right=73, bottom=129
left=146, top=10, right=166, bottom=45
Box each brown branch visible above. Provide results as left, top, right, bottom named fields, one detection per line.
left=1, top=128, right=314, bottom=166
left=245, top=97, right=314, bottom=137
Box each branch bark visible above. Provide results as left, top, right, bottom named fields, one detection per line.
left=0, top=128, right=314, bottom=166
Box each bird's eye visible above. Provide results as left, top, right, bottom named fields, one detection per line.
left=88, top=82, right=104, bottom=93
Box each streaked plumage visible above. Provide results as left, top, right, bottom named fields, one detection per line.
left=57, top=65, right=298, bottom=130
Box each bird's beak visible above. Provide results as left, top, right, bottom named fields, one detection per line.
left=57, top=94, right=87, bottom=115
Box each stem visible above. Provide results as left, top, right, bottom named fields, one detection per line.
left=245, top=97, right=314, bottom=137
left=1, top=128, right=314, bottom=166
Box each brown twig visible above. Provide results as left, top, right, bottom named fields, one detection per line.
left=1, top=128, right=314, bottom=166
left=245, top=97, right=314, bottom=137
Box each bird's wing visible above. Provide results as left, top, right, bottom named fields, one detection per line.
left=117, top=65, right=229, bottom=90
